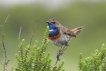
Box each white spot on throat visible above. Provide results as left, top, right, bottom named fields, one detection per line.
left=49, top=29, right=54, bottom=32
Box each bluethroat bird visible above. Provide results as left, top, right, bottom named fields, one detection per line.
left=46, top=19, right=83, bottom=61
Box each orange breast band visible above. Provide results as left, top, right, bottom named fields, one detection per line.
left=48, top=32, right=61, bottom=41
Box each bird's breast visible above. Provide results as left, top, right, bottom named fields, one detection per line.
left=48, top=32, right=71, bottom=47
left=48, top=31, right=61, bottom=41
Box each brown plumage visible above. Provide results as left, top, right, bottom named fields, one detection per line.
left=46, top=19, right=83, bottom=47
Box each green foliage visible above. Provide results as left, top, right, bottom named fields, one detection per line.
left=79, top=43, right=106, bottom=71
left=15, top=26, right=65, bottom=71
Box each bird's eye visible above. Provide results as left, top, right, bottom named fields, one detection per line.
left=52, top=22, right=55, bottom=24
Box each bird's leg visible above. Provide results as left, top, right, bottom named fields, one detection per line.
left=58, top=46, right=67, bottom=58
left=60, top=42, right=68, bottom=54
left=61, top=46, right=67, bottom=54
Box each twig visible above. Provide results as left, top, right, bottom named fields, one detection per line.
left=55, top=47, right=67, bottom=65
left=18, top=26, right=22, bottom=56
left=29, top=19, right=39, bottom=45
left=0, top=14, right=10, bottom=71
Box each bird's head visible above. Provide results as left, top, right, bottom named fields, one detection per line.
left=46, top=19, right=61, bottom=29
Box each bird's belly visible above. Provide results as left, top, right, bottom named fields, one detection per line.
left=50, top=34, right=71, bottom=47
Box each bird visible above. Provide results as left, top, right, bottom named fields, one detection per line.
left=46, top=19, right=83, bottom=48
left=46, top=19, right=83, bottom=62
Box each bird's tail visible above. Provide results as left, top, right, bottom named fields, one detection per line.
left=70, top=26, right=83, bottom=37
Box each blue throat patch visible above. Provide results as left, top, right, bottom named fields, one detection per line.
left=48, top=23, right=59, bottom=36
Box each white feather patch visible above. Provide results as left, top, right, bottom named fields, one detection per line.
left=49, top=29, right=54, bottom=32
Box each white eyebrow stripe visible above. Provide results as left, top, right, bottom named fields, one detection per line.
left=49, top=29, right=54, bottom=32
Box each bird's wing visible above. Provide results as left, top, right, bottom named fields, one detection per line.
left=59, top=26, right=83, bottom=37
left=59, top=26, right=76, bottom=37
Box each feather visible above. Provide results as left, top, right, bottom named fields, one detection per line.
left=71, top=26, right=83, bottom=35
left=48, top=31, right=61, bottom=41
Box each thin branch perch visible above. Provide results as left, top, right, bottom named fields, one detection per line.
left=29, top=19, right=39, bottom=45
left=18, top=26, right=22, bottom=56
left=0, top=14, right=10, bottom=71
left=55, top=47, right=67, bottom=65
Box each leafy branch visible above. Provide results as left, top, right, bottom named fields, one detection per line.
left=15, top=26, right=65, bottom=71
left=79, top=43, right=106, bottom=71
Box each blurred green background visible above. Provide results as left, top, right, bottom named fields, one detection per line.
left=0, top=1, right=106, bottom=71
